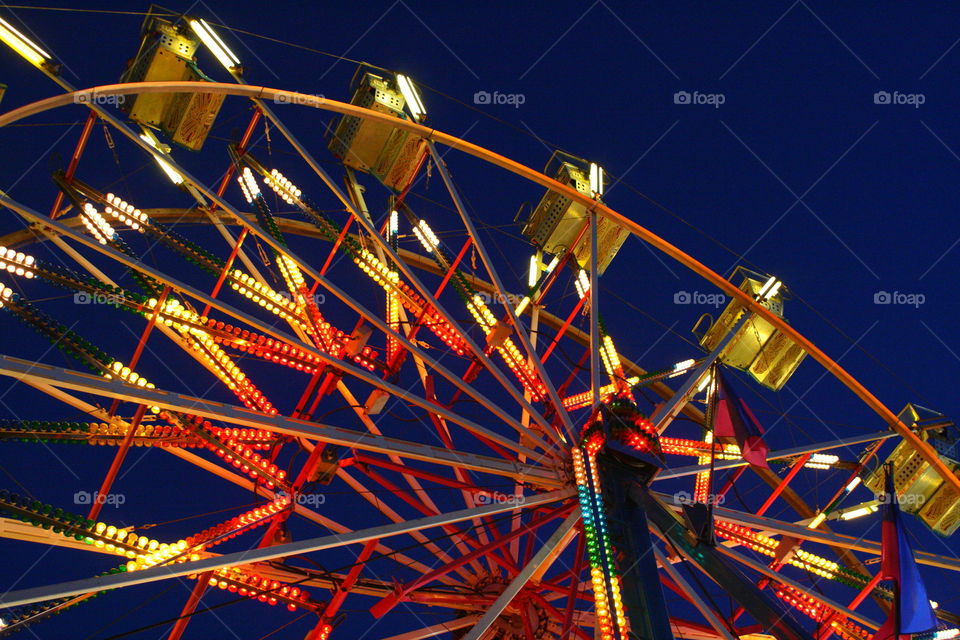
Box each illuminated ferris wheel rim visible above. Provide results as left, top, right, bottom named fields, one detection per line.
left=0, top=80, right=954, bottom=495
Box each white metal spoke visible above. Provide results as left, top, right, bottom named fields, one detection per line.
left=0, top=355, right=560, bottom=485
left=0, top=490, right=573, bottom=608
left=460, top=510, right=580, bottom=640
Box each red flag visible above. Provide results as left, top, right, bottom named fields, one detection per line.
left=713, top=371, right=769, bottom=468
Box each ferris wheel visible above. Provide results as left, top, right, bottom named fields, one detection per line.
left=0, top=8, right=959, bottom=640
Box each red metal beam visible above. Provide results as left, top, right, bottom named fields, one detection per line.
left=89, top=285, right=170, bottom=520
left=369, top=504, right=573, bottom=618
left=50, top=111, right=97, bottom=219
left=166, top=572, right=212, bottom=640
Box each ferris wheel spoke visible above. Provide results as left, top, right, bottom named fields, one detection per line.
left=15, top=381, right=450, bottom=583
left=712, top=504, right=960, bottom=572
left=376, top=615, right=482, bottom=640
left=335, top=467, right=483, bottom=580
left=341, top=460, right=499, bottom=571
left=205, top=103, right=568, bottom=450
left=713, top=544, right=880, bottom=631
left=0, top=489, right=573, bottom=608
left=13, top=141, right=566, bottom=460
left=651, top=545, right=737, bottom=640
left=426, top=142, right=575, bottom=439
left=0, top=213, right=558, bottom=462
left=369, top=504, right=576, bottom=620
left=0, top=357, right=561, bottom=486
left=656, top=429, right=901, bottom=480
left=457, top=510, right=580, bottom=640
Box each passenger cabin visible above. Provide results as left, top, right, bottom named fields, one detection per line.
left=328, top=68, right=428, bottom=192
left=522, top=153, right=628, bottom=275
left=863, top=405, right=960, bottom=537
left=693, top=268, right=806, bottom=391
left=119, top=14, right=224, bottom=151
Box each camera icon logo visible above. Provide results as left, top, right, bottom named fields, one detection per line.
left=474, top=90, right=491, bottom=105
left=673, top=290, right=692, bottom=304
left=874, top=291, right=891, bottom=304
left=674, top=491, right=692, bottom=505
left=874, top=91, right=891, bottom=105
left=74, top=491, right=91, bottom=504
left=73, top=292, right=92, bottom=304
left=674, top=91, right=692, bottom=104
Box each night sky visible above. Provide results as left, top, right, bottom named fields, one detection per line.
left=0, top=1, right=959, bottom=639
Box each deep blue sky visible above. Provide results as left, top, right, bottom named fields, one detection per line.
left=1, top=1, right=960, bottom=638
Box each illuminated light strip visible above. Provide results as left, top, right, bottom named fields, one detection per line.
left=600, top=335, right=622, bottom=378
left=465, top=293, right=547, bottom=400
left=238, top=167, right=262, bottom=204
left=658, top=436, right=741, bottom=459
left=186, top=495, right=291, bottom=549
left=85, top=421, right=205, bottom=447
left=104, top=360, right=160, bottom=414
left=354, top=250, right=470, bottom=356
left=207, top=568, right=315, bottom=612
left=227, top=269, right=304, bottom=325
left=693, top=430, right=713, bottom=503
left=0, top=16, right=51, bottom=66
left=215, top=330, right=325, bottom=375
left=574, top=269, right=590, bottom=299
left=0, top=283, right=12, bottom=309
left=774, top=585, right=870, bottom=640
left=188, top=17, right=240, bottom=70
left=415, top=220, right=440, bottom=253
left=804, top=453, right=840, bottom=470
left=80, top=203, right=115, bottom=245
left=839, top=504, right=879, bottom=521
left=185, top=416, right=286, bottom=488
left=187, top=328, right=275, bottom=414
left=102, top=193, right=147, bottom=231
left=0, top=247, right=35, bottom=279
left=572, top=447, right=627, bottom=640
left=264, top=169, right=302, bottom=205
left=146, top=298, right=276, bottom=415
left=714, top=521, right=845, bottom=581
left=388, top=209, right=399, bottom=238
left=0, top=492, right=310, bottom=614
left=396, top=73, right=426, bottom=122
left=138, top=132, right=184, bottom=185
left=387, top=287, right=401, bottom=362
left=0, top=491, right=157, bottom=560
left=669, top=359, right=696, bottom=378
left=561, top=377, right=641, bottom=410
left=125, top=539, right=195, bottom=572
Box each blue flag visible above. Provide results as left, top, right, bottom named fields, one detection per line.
left=875, top=469, right=937, bottom=640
